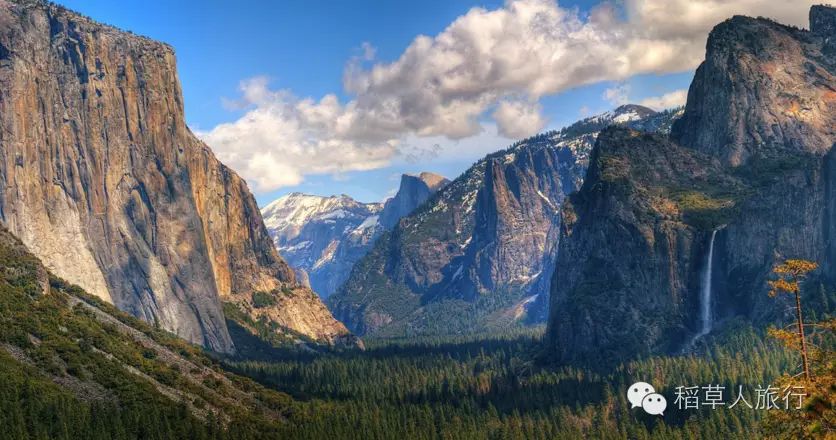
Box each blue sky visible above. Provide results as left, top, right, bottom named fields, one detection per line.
left=56, top=0, right=810, bottom=205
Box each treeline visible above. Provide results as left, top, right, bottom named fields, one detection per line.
left=227, top=323, right=807, bottom=439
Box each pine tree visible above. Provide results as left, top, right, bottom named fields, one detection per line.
left=768, top=259, right=818, bottom=381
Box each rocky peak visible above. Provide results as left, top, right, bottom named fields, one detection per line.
left=548, top=6, right=835, bottom=364
left=811, top=5, right=836, bottom=48
left=261, top=192, right=382, bottom=298
left=261, top=172, right=446, bottom=299
left=261, top=192, right=380, bottom=241
left=671, top=8, right=835, bottom=166
left=610, top=104, right=656, bottom=122
left=418, top=172, right=449, bottom=190
left=379, top=172, right=450, bottom=229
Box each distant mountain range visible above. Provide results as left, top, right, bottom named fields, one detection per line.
left=327, top=104, right=683, bottom=337
left=261, top=172, right=449, bottom=298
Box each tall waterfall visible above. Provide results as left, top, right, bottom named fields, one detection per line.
left=699, top=229, right=717, bottom=336
left=690, top=229, right=718, bottom=347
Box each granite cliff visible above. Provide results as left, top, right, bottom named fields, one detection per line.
left=0, top=0, right=352, bottom=352
left=379, top=172, right=449, bottom=230
left=547, top=6, right=836, bottom=363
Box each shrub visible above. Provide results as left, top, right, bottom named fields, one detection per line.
left=252, top=291, right=278, bottom=309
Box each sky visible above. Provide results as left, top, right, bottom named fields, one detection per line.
left=58, top=0, right=815, bottom=205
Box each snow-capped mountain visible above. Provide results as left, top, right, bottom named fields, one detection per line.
left=261, top=173, right=449, bottom=298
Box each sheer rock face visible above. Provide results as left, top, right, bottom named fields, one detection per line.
left=548, top=8, right=835, bottom=364
left=329, top=140, right=574, bottom=337
left=379, top=173, right=449, bottom=230
left=0, top=1, right=351, bottom=352
left=547, top=129, right=743, bottom=362
left=811, top=4, right=836, bottom=54
left=671, top=12, right=835, bottom=167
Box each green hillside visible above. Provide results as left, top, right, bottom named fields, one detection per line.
left=0, top=226, right=290, bottom=439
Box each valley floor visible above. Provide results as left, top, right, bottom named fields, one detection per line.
left=226, top=324, right=823, bottom=439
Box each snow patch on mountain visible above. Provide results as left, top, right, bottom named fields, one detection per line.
left=261, top=174, right=448, bottom=298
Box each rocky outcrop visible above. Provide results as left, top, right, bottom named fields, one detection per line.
left=261, top=172, right=448, bottom=299
left=379, top=172, right=449, bottom=229
left=812, top=4, right=836, bottom=54
left=0, top=0, right=352, bottom=352
left=547, top=128, right=745, bottom=362
left=671, top=11, right=835, bottom=166
left=548, top=7, right=835, bottom=363
left=330, top=106, right=678, bottom=337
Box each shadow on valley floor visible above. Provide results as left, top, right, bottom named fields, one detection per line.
left=221, top=316, right=814, bottom=435
left=223, top=331, right=613, bottom=416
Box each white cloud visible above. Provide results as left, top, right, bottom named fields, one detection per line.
left=639, top=89, right=689, bottom=110
left=603, top=84, right=631, bottom=106
left=198, top=77, right=397, bottom=192
left=398, top=123, right=513, bottom=165
left=493, top=100, right=546, bottom=138
left=202, top=0, right=817, bottom=192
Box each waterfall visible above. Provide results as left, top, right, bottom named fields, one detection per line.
left=699, top=229, right=717, bottom=336
left=690, top=229, right=718, bottom=347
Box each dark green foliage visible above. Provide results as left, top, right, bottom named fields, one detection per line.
left=225, top=326, right=803, bottom=439
left=667, top=152, right=820, bottom=230
left=732, top=153, right=820, bottom=188
left=668, top=188, right=742, bottom=230
left=0, top=223, right=828, bottom=438
left=252, top=291, right=278, bottom=309
left=0, top=227, right=294, bottom=439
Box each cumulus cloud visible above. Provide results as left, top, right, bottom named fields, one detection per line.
left=398, top=124, right=513, bottom=165
left=603, top=84, right=631, bottom=106
left=493, top=100, right=547, bottom=138
left=201, top=0, right=816, bottom=192
left=198, top=77, right=397, bottom=191
left=639, top=89, right=689, bottom=110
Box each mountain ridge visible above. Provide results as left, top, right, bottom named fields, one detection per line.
left=261, top=172, right=448, bottom=298
left=329, top=104, right=681, bottom=337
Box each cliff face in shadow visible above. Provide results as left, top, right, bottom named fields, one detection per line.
left=379, top=172, right=449, bottom=230
left=0, top=1, right=352, bottom=352
left=547, top=7, right=836, bottom=364
left=330, top=138, right=573, bottom=337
